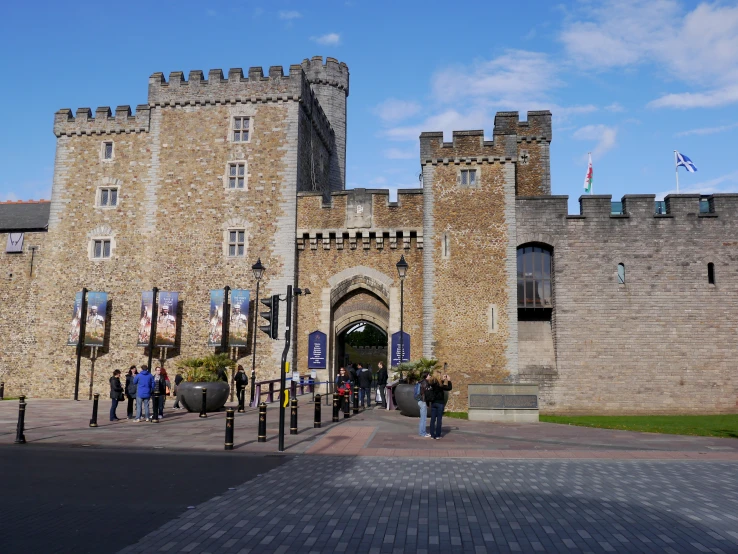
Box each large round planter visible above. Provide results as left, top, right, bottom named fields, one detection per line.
left=395, top=384, right=420, bottom=417
left=177, top=381, right=230, bottom=413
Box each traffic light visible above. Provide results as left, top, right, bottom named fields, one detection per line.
left=259, top=294, right=280, bottom=339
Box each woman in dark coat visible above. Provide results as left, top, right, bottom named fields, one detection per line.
left=125, top=366, right=137, bottom=419
left=427, top=373, right=452, bottom=439
left=109, top=370, right=124, bottom=421
left=335, top=367, right=351, bottom=411
left=376, top=362, right=388, bottom=408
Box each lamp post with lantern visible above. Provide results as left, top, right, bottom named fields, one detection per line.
left=396, top=255, right=408, bottom=366
left=250, top=258, right=265, bottom=406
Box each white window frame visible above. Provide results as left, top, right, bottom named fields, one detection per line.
left=458, top=167, right=479, bottom=187
left=226, top=229, right=246, bottom=258
left=97, top=186, right=119, bottom=208
left=224, top=161, right=248, bottom=190
left=101, top=140, right=114, bottom=162
left=230, top=116, right=251, bottom=143
left=89, top=237, right=113, bottom=261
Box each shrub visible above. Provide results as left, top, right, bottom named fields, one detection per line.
left=177, top=354, right=235, bottom=383
left=392, top=357, right=439, bottom=384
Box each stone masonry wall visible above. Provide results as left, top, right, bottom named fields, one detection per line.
left=516, top=193, right=738, bottom=414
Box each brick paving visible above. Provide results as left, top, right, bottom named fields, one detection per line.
left=120, top=457, right=738, bottom=554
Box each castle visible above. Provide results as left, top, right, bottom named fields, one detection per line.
left=1, top=56, right=736, bottom=414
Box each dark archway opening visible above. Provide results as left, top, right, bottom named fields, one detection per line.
left=336, top=321, right=388, bottom=373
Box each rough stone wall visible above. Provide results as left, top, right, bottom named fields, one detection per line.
left=0, top=232, right=46, bottom=396
left=422, top=158, right=518, bottom=411
left=516, top=193, right=738, bottom=414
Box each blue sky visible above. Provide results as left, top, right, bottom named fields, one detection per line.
left=1, top=0, right=737, bottom=213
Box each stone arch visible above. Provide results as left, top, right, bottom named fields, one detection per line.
left=516, top=232, right=557, bottom=251
left=327, top=266, right=394, bottom=308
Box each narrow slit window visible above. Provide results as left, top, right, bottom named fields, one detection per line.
left=617, top=263, right=625, bottom=284
left=442, top=233, right=450, bottom=259
left=708, top=263, right=715, bottom=284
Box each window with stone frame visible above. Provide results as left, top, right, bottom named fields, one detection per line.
left=98, top=187, right=118, bottom=207
left=92, top=239, right=112, bottom=260
left=459, top=168, right=477, bottom=186
left=227, top=229, right=246, bottom=257
left=232, top=116, right=250, bottom=142
left=227, top=162, right=246, bottom=189
left=517, top=245, right=552, bottom=308
left=102, top=141, right=114, bottom=160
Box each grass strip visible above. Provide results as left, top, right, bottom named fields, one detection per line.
left=540, top=414, right=738, bottom=438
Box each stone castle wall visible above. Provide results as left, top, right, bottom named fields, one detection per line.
left=516, top=193, right=738, bottom=414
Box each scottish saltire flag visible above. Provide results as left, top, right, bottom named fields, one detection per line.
left=583, top=153, right=593, bottom=193
left=676, top=151, right=698, bottom=173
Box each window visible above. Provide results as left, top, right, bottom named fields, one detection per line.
left=232, top=116, right=250, bottom=142
left=517, top=246, right=552, bottom=308
left=488, top=304, right=498, bottom=333
left=92, top=239, right=111, bottom=259
left=708, top=263, right=715, bottom=285
left=102, top=141, right=113, bottom=160
left=228, top=230, right=245, bottom=257
left=617, top=263, right=625, bottom=284
left=441, top=233, right=450, bottom=259
left=460, top=169, right=477, bottom=186
left=99, top=187, right=118, bottom=207
left=227, top=163, right=246, bottom=189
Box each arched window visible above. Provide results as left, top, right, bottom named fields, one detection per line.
left=708, top=263, right=715, bottom=285
left=617, top=263, right=625, bottom=284
left=517, top=245, right=552, bottom=309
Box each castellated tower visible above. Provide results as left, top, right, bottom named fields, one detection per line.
left=301, top=56, right=349, bottom=192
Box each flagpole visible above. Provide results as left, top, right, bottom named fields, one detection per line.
left=674, top=150, right=679, bottom=194
left=589, top=152, right=593, bottom=194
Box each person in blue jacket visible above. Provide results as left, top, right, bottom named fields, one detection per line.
left=133, top=365, right=155, bottom=422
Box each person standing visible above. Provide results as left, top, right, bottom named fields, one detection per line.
left=133, top=365, right=154, bottom=422
left=335, top=367, right=351, bottom=412
left=172, top=372, right=183, bottom=410
left=428, top=373, right=453, bottom=439
left=153, top=367, right=167, bottom=418
left=234, top=365, right=248, bottom=408
left=357, top=363, right=372, bottom=408
left=109, top=370, right=124, bottom=421
left=125, top=366, right=137, bottom=419
left=376, top=361, right=388, bottom=408
left=416, top=372, right=431, bottom=438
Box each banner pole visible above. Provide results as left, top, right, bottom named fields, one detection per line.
left=147, top=287, right=159, bottom=370
left=74, top=287, right=88, bottom=401
left=674, top=150, right=680, bottom=194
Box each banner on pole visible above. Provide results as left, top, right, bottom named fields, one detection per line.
left=391, top=331, right=410, bottom=366
left=84, top=292, right=108, bottom=347
left=137, top=291, right=154, bottom=347
left=207, top=290, right=225, bottom=347
left=67, top=292, right=84, bottom=346
left=155, top=291, right=179, bottom=348
left=228, top=289, right=251, bottom=347
left=308, top=330, right=327, bottom=369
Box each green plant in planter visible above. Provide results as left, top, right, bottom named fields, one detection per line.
left=392, top=357, right=439, bottom=384
left=178, top=354, right=235, bottom=382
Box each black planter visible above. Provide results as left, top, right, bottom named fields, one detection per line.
left=177, top=381, right=230, bottom=413
left=395, top=384, right=420, bottom=417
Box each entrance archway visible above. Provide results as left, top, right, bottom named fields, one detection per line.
left=336, top=321, right=388, bottom=372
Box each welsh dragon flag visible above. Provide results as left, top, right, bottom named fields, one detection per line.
left=584, top=153, right=593, bottom=194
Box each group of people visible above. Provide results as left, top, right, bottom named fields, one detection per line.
left=416, top=372, right=453, bottom=439
left=109, top=365, right=183, bottom=422
left=335, top=361, right=389, bottom=410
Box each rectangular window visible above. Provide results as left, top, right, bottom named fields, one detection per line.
left=460, top=169, right=477, bottom=186
left=233, top=117, right=250, bottom=142
left=103, top=141, right=113, bottom=160
left=228, top=163, right=246, bottom=189
left=228, top=230, right=245, bottom=257
left=93, top=239, right=111, bottom=259
left=99, top=187, right=118, bottom=207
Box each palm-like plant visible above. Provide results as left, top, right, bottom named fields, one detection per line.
left=177, top=354, right=235, bottom=382
left=392, top=357, right=439, bottom=384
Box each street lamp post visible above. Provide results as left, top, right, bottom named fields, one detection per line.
left=250, top=258, right=265, bottom=407
left=396, top=255, right=408, bottom=367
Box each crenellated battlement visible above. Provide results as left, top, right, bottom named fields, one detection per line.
left=53, top=105, right=151, bottom=137
left=300, top=56, right=350, bottom=96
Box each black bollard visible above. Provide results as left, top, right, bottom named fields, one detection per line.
left=352, top=387, right=359, bottom=415
left=199, top=387, right=208, bottom=418
left=257, top=402, right=267, bottom=442
left=332, top=393, right=339, bottom=423
left=151, top=390, right=160, bottom=423
left=14, top=396, right=26, bottom=444
left=224, top=408, right=235, bottom=450
left=343, top=391, right=351, bottom=419
left=0, top=381, right=4, bottom=400
left=89, top=393, right=99, bottom=427
left=314, top=394, right=321, bottom=428
left=290, top=397, right=298, bottom=435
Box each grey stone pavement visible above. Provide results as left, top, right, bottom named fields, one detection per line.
left=120, top=457, right=738, bottom=554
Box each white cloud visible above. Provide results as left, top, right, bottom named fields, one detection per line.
left=572, top=124, right=617, bottom=160
left=311, top=33, right=341, bottom=46
left=383, top=148, right=415, bottom=160
left=561, top=1, right=738, bottom=108
left=605, top=102, right=625, bottom=113
left=278, top=10, right=301, bottom=20
left=654, top=171, right=738, bottom=200
left=384, top=109, right=491, bottom=142
left=676, top=122, right=738, bottom=137
left=373, top=99, right=421, bottom=123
